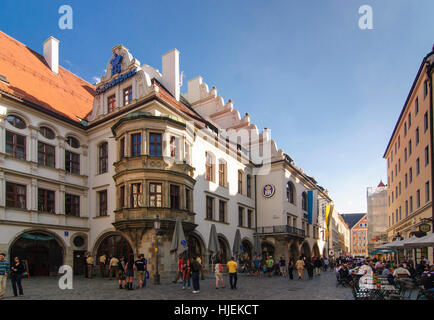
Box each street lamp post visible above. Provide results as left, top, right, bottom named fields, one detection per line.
left=154, top=215, right=161, bottom=285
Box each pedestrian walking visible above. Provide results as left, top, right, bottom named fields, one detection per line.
left=99, top=253, right=107, bottom=278
left=191, top=257, right=201, bottom=293
left=86, top=253, right=94, bottom=279
left=182, top=259, right=192, bottom=290
left=306, top=258, right=314, bottom=280
left=227, top=256, right=238, bottom=290
left=125, top=256, right=135, bottom=290
left=266, top=256, right=274, bottom=277
left=279, top=256, right=286, bottom=277
left=117, top=256, right=127, bottom=289
left=253, top=256, right=261, bottom=277
left=296, top=256, right=305, bottom=280
left=0, top=253, right=10, bottom=299
left=173, top=256, right=184, bottom=284
left=134, top=254, right=147, bottom=289
left=323, top=258, right=329, bottom=272
left=10, top=256, right=25, bottom=297
left=287, top=258, right=294, bottom=280
left=215, top=259, right=225, bottom=289
left=109, top=255, right=120, bottom=280
left=314, top=257, right=322, bottom=276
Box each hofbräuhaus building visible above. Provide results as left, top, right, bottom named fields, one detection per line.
left=0, top=31, right=332, bottom=278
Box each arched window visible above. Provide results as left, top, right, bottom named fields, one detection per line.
left=98, top=142, right=108, bottom=174
left=7, top=115, right=26, bottom=129
left=287, top=182, right=295, bottom=204
left=302, top=192, right=307, bottom=211
left=218, top=160, right=226, bottom=187
left=66, top=136, right=80, bottom=148
left=39, top=126, right=55, bottom=139
left=205, top=152, right=215, bottom=182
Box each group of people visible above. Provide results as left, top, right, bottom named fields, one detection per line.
left=173, top=255, right=239, bottom=293
left=0, top=252, right=25, bottom=299
left=335, top=255, right=434, bottom=294
left=86, top=252, right=149, bottom=290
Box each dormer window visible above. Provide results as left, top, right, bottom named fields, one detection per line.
left=123, top=86, right=132, bottom=106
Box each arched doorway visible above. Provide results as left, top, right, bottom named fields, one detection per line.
left=312, top=243, right=320, bottom=258
left=96, top=233, right=133, bottom=260
left=261, top=242, right=275, bottom=259
left=10, top=231, right=64, bottom=276
left=218, top=235, right=230, bottom=264
left=301, top=241, right=311, bottom=258
left=241, top=239, right=253, bottom=260
left=186, top=233, right=205, bottom=261
left=289, top=241, right=300, bottom=260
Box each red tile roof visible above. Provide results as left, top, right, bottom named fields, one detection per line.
left=0, top=30, right=95, bottom=122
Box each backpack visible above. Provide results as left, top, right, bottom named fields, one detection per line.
left=218, top=264, right=223, bottom=272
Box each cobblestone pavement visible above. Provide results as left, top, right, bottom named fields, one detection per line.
left=3, top=270, right=353, bottom=300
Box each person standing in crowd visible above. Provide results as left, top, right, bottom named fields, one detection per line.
left=278, top=256, right=286, bottom=277
left=125, top=256, right=135, bottom=290
left=253, top=256, right=261, bottom=277
left=314, top=257, right=322, bottom=276
left=393, top=264, right=411, bottom=280
left=296, top=256, right=305, bottom=280
left=10, top=256, right=25, bottom=297
left=109, top=255, right=119, bottom=280
left=182, top=258, right=192, bottom=290
left=306, top=258, right=314, bottom=280
left=323, top=257, right=329, bottom=272
left=99, top=253, right=107, bottom=278
left=191, top=257, right=201, bottom=294
left=0, top=253, right=10, bottom=299
left=214, top=259, right=225, bottom=289
left=197, top=256, right=205, bottom=280
left=117, top=256, right=127, bottom=289
left=134, top=254, right=147, bottom=289
left=266, top=256, right=274, bottom=277
left=287, top=258, right=294, bottom=280
left=86, top=252, right=94, bottom=279
left=173, top=256, right=184, bottom=284
left=227, top=256, right=238, bottom=290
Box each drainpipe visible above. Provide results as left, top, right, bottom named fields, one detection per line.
left=254, top=174, right=258, bottom=256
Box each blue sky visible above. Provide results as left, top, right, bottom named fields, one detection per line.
left=1, top=0, right=433, bottom=213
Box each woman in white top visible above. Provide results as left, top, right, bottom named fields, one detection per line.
left=215, top=259, right=225, bottom=289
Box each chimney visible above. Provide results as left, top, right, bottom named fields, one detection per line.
left=162, top=49, right=180, bottom=101
left=43, top=37, right=59, bottom=74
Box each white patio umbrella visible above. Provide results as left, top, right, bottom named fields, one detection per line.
left=170, top=217, right=188, bottom=259
left=402, top=235, right=422, bottom=248
left=404, top=232, right=434, bottom=248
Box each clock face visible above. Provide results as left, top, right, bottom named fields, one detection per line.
left=263, top=184, right=275, bottom=198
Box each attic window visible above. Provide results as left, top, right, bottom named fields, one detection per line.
left=0, top=74, right=9, bottom=84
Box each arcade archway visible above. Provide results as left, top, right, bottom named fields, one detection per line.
left=301, top=241, right=311, bottom=258
left=218, top=234, right=231, bottom=263
left=241, top=238, right=253, bottom=260
left=186, top=232, right=205, bottom=260
left=261, top=241, right=275, bottom=259
left=10, top=231, right=64, bottom=276
left=96, top=233, right=133, bottom=260
left=289, top=241, right=300, bottom=260
left=312, top=243, right=321, bottom=258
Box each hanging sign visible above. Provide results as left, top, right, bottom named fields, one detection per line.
left=419, top=224, right=431, bottom=233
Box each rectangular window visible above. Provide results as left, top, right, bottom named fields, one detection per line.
left=65, top=150, right=80, bottom=174
left=65, top=194, right=80, bottom=217
left=149, top=183, right=162, bottom=207
left=404, top=122, right=407, bottom=136
left=6, top=182, right=26, bottom=209
left=38, top=142, right=55, bottom=167
left=247, top=174, right=252, bottom=198
left=130, top=183, right=142, bottom=208
left=425, top=112, right=429, bottom=132
left=119, top=185, right=125, bottom=208
left=120, top=137, right=125, bottom=160
left=417, top=189, right=421, bottom=208
left=408, top=140, right=412, bottom=156
left=408, top=112, right=411, bottom=129
left=409, top=196, right=413, bottom=213
left=38, top=188, right=55, bottom=213
left=409, top=167, right=413, bottom=184
left=416, top=158, right=420, bottom=176
left=6, top=131, right=26, bottom=160
left=123, top=86, right=133, bottom=106
left=238, top=170, right=243, bottom=194
left=149, top=133, right=162, bottom=156
left=99, top=143, right=108, bottom=174
left=247, top=209, right=253, bottom=228
left=405, top=174, right=408, bottom=188
left=131, top=133, right=141, bottom=157
left=405, top=200, right=408, bottom=217
left=206, top=196, right=214, bottom=220
left=98, top=190, right=107, bottom=216
left=205, top=152, right=214, bottom=182
left=238, top=206, right=244, bottom=227
left=415, top=97, right=419, bottom=114
left=108, top=94, right=116, bottom=113
left=170, top=185, right=180, bottom=209
left=416, top=127, right=420, bottom=145
left=424, top=80, right=429, bottom=98
left=185, top=188, right=191, bottom=211
left=219, top=200, right=226, bottom=222
left=218, top=162, right=226, bottom=187
left=426, top=181, right=430, bottom=203
left=425, top=146, right=429, bottom=166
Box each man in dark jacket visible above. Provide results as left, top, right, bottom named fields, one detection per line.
left=190, top=257, right=201, bottom=293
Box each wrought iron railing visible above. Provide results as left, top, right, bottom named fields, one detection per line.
left=256, top=225, right=305, bottom=237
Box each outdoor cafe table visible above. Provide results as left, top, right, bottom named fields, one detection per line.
left=357, top=277, right=399, bottom=300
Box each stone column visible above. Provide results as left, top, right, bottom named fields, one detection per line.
left=28, top=125, right=38, bottom=163
left=57, top=136, right=65, bottom=170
